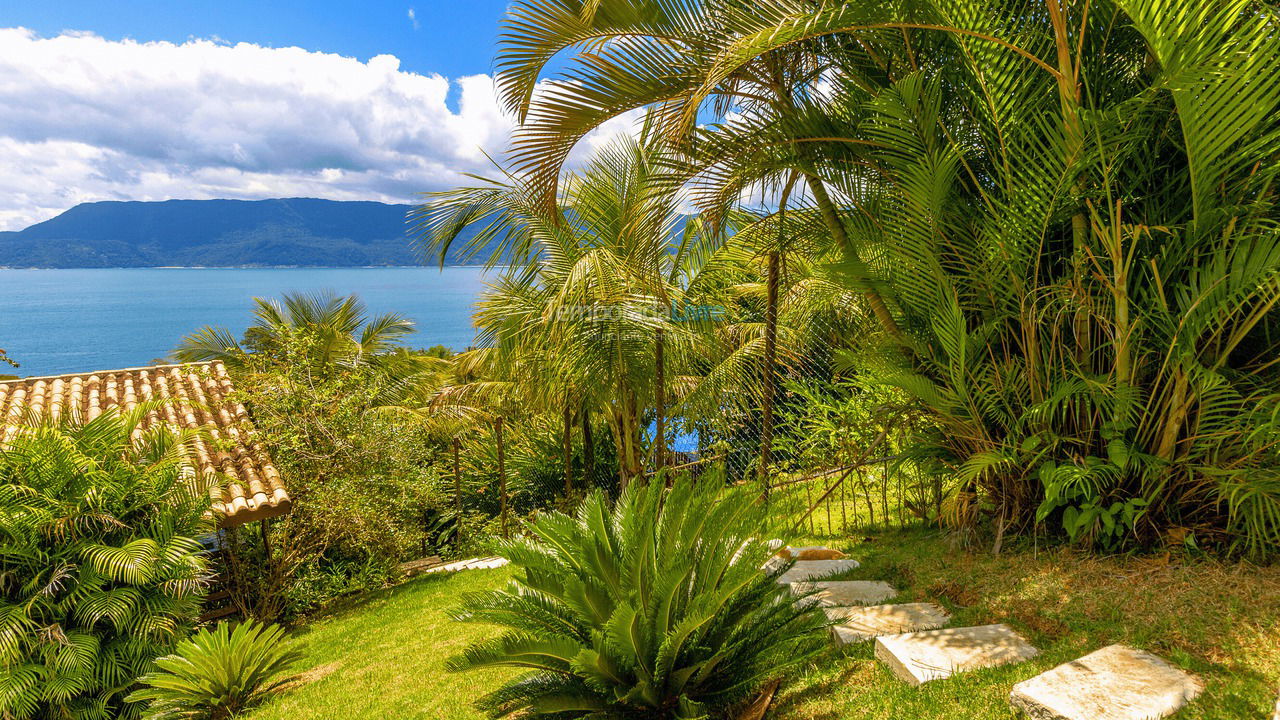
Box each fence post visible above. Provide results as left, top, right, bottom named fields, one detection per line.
left=496, top=415, right=509, bottom=539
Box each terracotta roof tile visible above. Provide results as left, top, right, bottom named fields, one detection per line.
left=0, top=361, right=290, bottom=526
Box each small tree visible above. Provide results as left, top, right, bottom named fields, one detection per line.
left=0, top=408, right=215, bottom=719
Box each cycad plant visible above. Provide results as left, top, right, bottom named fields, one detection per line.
left=0, top=408, right=215, bottom=719
left=447, top=471, right=828, bottom=719
left=127, top=620, right=302, bottom=720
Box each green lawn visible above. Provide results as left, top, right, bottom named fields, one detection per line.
left=248, top=530, right=1280, bottom=719
left=244, top=568, right=516, bottom=720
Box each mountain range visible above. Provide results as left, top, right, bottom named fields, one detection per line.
left=0, top=198, right=488, bottom=267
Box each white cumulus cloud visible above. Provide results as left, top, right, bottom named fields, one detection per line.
left=0, top=28, right=637, bottom=230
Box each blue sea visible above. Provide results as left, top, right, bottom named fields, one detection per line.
left=0, top=268, right=490, bottom=377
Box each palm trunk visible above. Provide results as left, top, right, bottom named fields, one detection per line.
left=452, top=436, right=462, bottom=520
left=612, top=391, right=643, bottom=491
left=804, top=174, right=904, bottom=338
left=655, top=328, right=666, bottom=470
left=758, top=250, right=780, bottom=488
left=495, top=416, right=509, bottom=539
left=563, top=404, right=573, bottom=497
left=582, top=405, right=595, bottom=482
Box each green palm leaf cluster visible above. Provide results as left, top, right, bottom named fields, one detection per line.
left=0, top=409, right=215, bottom=719
left=175, top=290, right=421, bottom=378
left=448, top=472, right=828, bottom=719
left=415, top=136, right=738, bottom=487
left=480, top=0, right=1280, bottom=555
left=126, top=620, right=301, bottom=720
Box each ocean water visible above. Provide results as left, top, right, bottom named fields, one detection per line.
left=0, top=268, right=489, bottom=377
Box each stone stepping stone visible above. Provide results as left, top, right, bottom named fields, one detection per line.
left=875, top=623, right=1039, bottom=686
left=789, top=580, right=897, bottom=607
left=1009, top=644, right=1203, bottom=720
left=829, top=603, right=950, bottom=645
left=775, top=559, right=860, bottom=584
left=423, top=556, right=509, bottom=574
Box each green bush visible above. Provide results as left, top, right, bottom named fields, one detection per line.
left=127, top=620, right=302, bottom=720
left=448, top=471, right=828, bottom=719
left=209, top=326, right=444, bottom=620
left=0, top=410, right=213, bottom=719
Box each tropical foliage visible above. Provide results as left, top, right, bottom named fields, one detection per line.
left=127, top=620, right=302, bottom=720
left=177, top=298, right=446, bottom=621
left=470, top=0, right=1280, bottom=556
left=448, top=471, right=828, bottom=719
left=415, top=136, right=738, bottom=488
left=0, top=410, right=213, bottom=719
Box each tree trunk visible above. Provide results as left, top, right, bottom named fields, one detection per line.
left=495, top=416, right=509, bottom=539
left=804, top=173, right=904, bottom=338
left=611, top=394, right=643, bottom=492
left=452, top=436, right=462, bottom=529
left=582, top=405, right=595, bottom=484
left=655, top=328, right=666, bottom=470
left=563, top=404, right=573, bottom=498
left=759, top=250, right=780, bottom=489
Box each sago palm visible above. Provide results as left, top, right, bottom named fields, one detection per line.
left=447, top=471, right=829, bottom=719
left=127, top=620, right=302, bottom=720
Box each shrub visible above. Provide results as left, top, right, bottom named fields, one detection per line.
left=448, top=471, right=828, bottom=719
left=127, top=620, right=302, bottom=720
left=0, top=409, right=213, bottom=719
left=211, top=327, right=442, bottom=620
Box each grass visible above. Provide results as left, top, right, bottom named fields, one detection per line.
left=244, top=568, right=515, bottom=720
left=776, top=528, right=1280, bottom=719
left=246, top=530, right=1279, bottom=720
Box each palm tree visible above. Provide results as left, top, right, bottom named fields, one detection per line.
left=489, top=0, right=1280, bottom=554
left=175, top=291, right=416, bottom=370
left=414, top=137, right=727, bottom=489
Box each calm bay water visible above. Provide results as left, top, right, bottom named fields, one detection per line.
left=0, top=267, right=489, bottom=377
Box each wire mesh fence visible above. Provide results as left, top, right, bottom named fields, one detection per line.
left=440, top=249, right=940, bottom=542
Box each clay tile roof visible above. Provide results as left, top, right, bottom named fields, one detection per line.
left=0, top=361, right=291, bottom=526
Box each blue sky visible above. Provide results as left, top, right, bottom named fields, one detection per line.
left=3, top=0, right=510, bottom=79
left=0, top=1, right=638, bottom=230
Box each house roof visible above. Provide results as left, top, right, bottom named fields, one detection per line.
left=0, top=361, right=291, bottom=525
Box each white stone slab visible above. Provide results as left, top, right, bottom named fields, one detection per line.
left=775, top=559, right=860, bottom=584
left=829, top=603, right=950, bottom=644
left=1009, top=644, right=1203, bottom=720
left=790, top=580, right=897, bottom=607
left=875, top=624, right=1039, bottom=686
left=423, top=556, right=509, bottom=574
